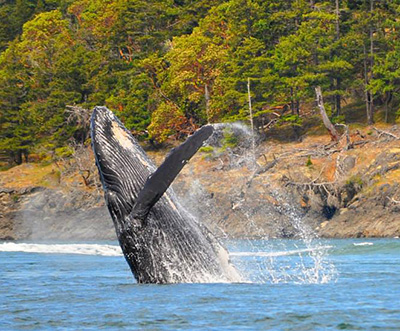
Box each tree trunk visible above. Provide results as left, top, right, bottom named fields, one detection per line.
left=330, top=77, right=336, bottom=113
left=290, top=87, right=295, bottom=115
left=363, top=44, right=373, bottom=124
left=368, top=0, right=375, bottom=124
left=295, top=99, right=300, bottom=116
left=335, top=77, right=341, bottom=116
left=384, top=92, right=392, bottom=123
left=367, top=92, right=374, bottom=124
left=8, top=151, right=15, bottom=166
left=315, top=86, right=340, bottom=141
left=295, top=87, right=300, bottom=116
left=23, top=149, right=29, bottom=163
left=15, top=150, right=22, bottom=165
left=385, top=95, right=389, bottom=123
left=247, top=78, right=256, bottom=169
left=334, top=0, right=341, bottom=116
left=335, top=0, right=340, bottom=38
left=204, top=84, right=210, bottom=124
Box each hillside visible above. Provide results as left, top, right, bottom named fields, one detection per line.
left=2, top=1, right=400, bottom=168
left=1, top=123, right=399, bottom=240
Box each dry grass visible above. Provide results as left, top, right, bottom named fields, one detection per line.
left=1, top=124, right=399, bottom=195
left=0, top=163, right=62, bottom=189
left=375, top=168, right=400, bottom=186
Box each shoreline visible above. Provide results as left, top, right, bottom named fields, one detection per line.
left=1, top=127, right=400, bottom=240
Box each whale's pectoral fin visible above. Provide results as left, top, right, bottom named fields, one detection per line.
left=130, top=125, right=214, bottom=220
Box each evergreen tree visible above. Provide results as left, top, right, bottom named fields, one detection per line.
left=2, top=0, right=400, bottom=161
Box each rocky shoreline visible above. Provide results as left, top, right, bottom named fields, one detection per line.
left=1, top=128, right=400, bottom=241
left=0, top=186, right=115, bottom=241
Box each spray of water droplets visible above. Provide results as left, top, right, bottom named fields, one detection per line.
left=180, top=122, right=337, bottom=284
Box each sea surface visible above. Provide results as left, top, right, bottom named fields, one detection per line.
left=1, top=238, right=399, bottom=330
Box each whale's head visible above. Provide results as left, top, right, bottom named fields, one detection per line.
left=90, top=106, right=156, bottom=223
left=90, top=107, right=243, bottom=283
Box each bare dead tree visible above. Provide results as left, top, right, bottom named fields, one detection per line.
left=388, top=196, right=400, bottom=204
left=283, top=171, right=341, bottom=212
left=315, top=86, right=340, bottom=141
left=372, top=127, right=400, bottom=140
left=70, top=142, right=102, bottom=191
left=65, top=105, right=92, bottom=143
left=335, top=123, right=351, bottom=150
left=57, top=106, right=103, bottom=192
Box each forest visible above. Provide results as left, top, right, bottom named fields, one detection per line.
left=1, top=0, right=400, bottom=165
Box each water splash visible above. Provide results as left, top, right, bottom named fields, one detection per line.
left=207, top=122, right=258, bottom=170
left=0, top=242, right=123, bottom=256
left=229, top=246, right=333, bottom=257
left=269, top=191, right=337, bottom=284
left=227, top=187, right=337, bottom=284
left=228, top=239, right=336, bottom=284
left=181, top=121, right=337, bottom=284
left=211, top=122, right=254, bottom=135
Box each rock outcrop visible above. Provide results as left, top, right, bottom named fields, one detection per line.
left=0, top=186, right=115, bottom=240
left=1, top=127, right=400, bottom=240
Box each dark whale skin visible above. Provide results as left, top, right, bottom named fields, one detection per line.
left=91, top=106, right=241, bottom=283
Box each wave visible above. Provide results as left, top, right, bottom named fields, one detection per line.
left=6, top=240, right=395, bottom=259
left=0, top=242, right=123, bottom=256
left=353, top=242, right=374, bottom=246
left=1, top=242, right=333, bottom=259
left=327, top=240, right=400, bottom=256
left=229, top=246, right=333, bottom=258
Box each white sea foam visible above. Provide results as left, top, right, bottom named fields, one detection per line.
left=230, top=246, right=333, bottom=258
left=0, top=242, right=336, bottom=284
left=0, top=242, right=123, bottom=256
left=353, top=242, right=374, bottom=246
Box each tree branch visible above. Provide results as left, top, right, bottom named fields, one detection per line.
left=373, top=127, right=400, bottom=140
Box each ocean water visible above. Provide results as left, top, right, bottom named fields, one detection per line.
left=1, top=239, right=399, bottom=330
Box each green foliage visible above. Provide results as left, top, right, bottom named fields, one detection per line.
left=306, top=156, right=313, bottom=167
left=12, top=194, right=20, bottom=203
left=331, top=115, right=346, bottom=125
left=199, top=146, right=214, bottom=153
left=279, top=115, right=303, bottom=127
left=2, top=0, right=400, bottom=163
left=221, top=128, right=238, bottom=151
left=199, top=145, right=215, bottom=160
left=0, top=0, right=65, bottom=51
left=54, top=146, right=74, bottom=158
left=346, top=175, right=363, bottom=187
left=148, top=102, right=187, bottom=142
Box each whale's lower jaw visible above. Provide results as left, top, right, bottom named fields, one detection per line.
left=91, top=106, right=242, bottom=284
left=117, top=216, right=233, bottom=284
left=111, top=194, right=241, bottom=284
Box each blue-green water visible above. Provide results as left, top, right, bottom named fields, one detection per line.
left=1, top=239, right=399, bottom=330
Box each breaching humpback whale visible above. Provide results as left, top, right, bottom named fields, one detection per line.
left=91, top=107, right=241, bottom=283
